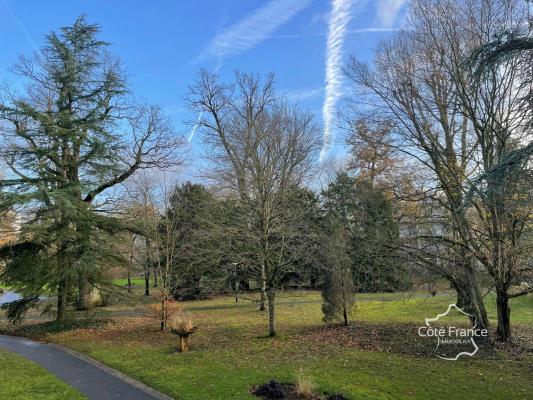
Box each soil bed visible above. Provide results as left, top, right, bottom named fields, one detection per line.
left=251, top=380, right=348, bottom=400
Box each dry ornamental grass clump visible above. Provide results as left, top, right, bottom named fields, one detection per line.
left=296, top=367, right=316, bottom=399
left=169, top=312, right=197, bottom=352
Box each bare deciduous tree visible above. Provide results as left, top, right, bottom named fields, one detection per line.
left=188, top=71, right=321, bottom=336
left=346, top=0, right=533, bottom=341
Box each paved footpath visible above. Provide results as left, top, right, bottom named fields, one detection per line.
left=0, top=334, right=172, bottom=400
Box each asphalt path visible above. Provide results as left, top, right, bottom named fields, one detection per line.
left=0, top=334, right=172, bottom=400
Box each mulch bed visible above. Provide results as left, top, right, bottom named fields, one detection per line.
left=251, top=380, right=347, bottom=400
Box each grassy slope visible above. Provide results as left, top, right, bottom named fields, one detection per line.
left=0, top=349, right=85, bottom=400
left=20, top=290, right=532, bottom=400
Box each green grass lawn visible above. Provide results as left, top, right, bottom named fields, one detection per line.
left=0, top=349, right=85, bottom=400
left=112, top=277, right=146, bottom=287
left=6, top=290, right=530, bottom=400
left=355, top=291, right=533, bottom=324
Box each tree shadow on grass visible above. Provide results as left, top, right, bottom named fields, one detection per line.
left=1, top=318, right=112, bottom=338
left=297, top=321, right=504, bottom=360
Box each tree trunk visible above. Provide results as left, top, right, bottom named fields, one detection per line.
left=451, top=269, right=489, bottom=331
left=144, top=268, right=150, bottom=296
left=310, top=276, right=316, bottom=289
left=76, top=268, right=88, bottom=311
left=160, top=297, right=166, bottom=331
left=496, top=285, right=511, bottom=342
left=342, top=290, right=349, bottom=326
left=343, top=305, right=348, bottom=326
left=57, top=277, right=67, bottom=323
left=267, top=288, right=276, bottom=337
left=145, top=238, right=151, bottom=296
left=57, top=253, right=71, bottom=322
left=341, top=270, right=349, bottom=326
left=470, top=273, right=490, bottom=330
left=127, top=244, right=133, bottom=293
left=454, top=281, right=489, bottom=330
left=153, top=268, right=158, bottom=288
left=259, top=268, right=266, bottom=311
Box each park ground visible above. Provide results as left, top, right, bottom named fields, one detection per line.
left=1, top=284, right=532, bottom=400
left=0, top=348, right=85, bottom=399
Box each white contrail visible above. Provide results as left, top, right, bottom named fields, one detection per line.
left=190, top=0, right=312, bottom=144
left=320, top=0, right=365, bottom=162
left=199, top=0, right=313, bottom=61
left=272, top=27, right=399, bottom=39
left=188, top=112, right=203, bottom=144
left=1, top=0, right=40, bottom=55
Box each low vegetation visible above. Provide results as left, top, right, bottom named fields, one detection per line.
left=295, top=368, right=316, bottom=399
left=0, top=349, right=85, bottom=400
left=1, top=289, right=532, bottom=400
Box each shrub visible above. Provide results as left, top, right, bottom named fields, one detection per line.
left=148, top=295, right=181, bottom=330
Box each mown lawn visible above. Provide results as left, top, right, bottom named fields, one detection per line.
left=355, top=291, right=533, bottom=324
left=112, top=277, right=146, bottom=287
left=5, top=290, right=531, bottom=400
left=0, top=349, right=85, bottom=400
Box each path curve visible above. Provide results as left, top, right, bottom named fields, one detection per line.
left=0, top=334, right=172, bottom=400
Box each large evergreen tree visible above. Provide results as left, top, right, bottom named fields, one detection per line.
left=165, top=182, right=229, bottom=300
left=321, top=172, right=406, bottom=293
left=0, top=17, right=180, bottom=321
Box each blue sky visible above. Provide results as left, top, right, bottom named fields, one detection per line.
left=0, top=0, right=408, bottom=180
